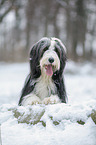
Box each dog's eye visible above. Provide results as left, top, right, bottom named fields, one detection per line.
left=40, top=47, right=49, bottom=58
left=55, top=47, right=60, bottom=58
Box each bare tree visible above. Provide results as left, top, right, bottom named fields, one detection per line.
left=0, top=0, right=96, bottom=61
left=0, top=0, right=22, bottom=22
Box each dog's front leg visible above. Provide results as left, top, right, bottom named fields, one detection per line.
left=42, top=95, right=61, bottom=105
left=21, top=94, right=41, bottom=106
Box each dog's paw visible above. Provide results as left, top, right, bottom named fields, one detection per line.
left=42, top=97, right=52, bottom=105
left=22, top=95, right=41, bottom=106
left=42, top=95, right=61, bottom=105
left=29, top=98, right=41, bottom=105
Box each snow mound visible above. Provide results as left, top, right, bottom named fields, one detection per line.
left=0, top=101, right=96, bottom=126
left=0, top=101, right=96, bottom=145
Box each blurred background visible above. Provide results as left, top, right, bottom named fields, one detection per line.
left=0, top=0, right=96, bottom=105
left=0, top=0, right=96, bottom=62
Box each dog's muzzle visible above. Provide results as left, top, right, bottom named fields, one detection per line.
left=40, top=50, right=60, bottom=77
left=44, top=57, right=54, bottom=76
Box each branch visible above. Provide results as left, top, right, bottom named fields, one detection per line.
left=0, top=6, right=12, bottom=22
left=56, top=0, right=76, bottom=11
left=0, top=0, right=20, bottom=23
left=0, top=0, right=5, bottom=5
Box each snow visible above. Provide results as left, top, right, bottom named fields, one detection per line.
left=0, top=61, right=96, bottom=145
left=0, top=63, right=29, bottom=105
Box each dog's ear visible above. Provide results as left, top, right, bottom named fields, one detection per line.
left=30, top=42, right=41, bottom=78
left=60, top=46, right=67, bottom=75
left=29, top=38, right=50, bottom=78
left=55, top=39, right=67, bottom=77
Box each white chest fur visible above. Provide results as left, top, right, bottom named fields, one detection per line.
left=34, top=75, right=57, bottom=100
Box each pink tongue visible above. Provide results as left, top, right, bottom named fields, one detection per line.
left=46, top=65, right=53, bottom=76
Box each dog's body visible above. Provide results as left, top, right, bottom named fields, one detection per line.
left=19, top=37, right=67, bottom=106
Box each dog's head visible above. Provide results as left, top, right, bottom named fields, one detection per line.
left=30, top=37, right=67, bottom=79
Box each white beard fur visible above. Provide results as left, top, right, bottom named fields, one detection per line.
left=34, top=72, right=57, bottom=101
left=22, top=71, right=61, bottom=106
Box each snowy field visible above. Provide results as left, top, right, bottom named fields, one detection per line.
left=0, top=61, right=96, bottom=145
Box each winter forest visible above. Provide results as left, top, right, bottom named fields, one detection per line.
left=0, top=0, right=96, bottom=62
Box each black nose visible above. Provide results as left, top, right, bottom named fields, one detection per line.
left=48, top=57, right=54, bottom=63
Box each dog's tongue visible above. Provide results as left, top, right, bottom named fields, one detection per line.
left=46, top=65, right=53, bottom=76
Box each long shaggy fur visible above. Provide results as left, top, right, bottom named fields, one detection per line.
left=19, top=37, right=67, bottom=106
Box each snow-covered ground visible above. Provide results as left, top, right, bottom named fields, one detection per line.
left=0, top=61, right=96, bottom=145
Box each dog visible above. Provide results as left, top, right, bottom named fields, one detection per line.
left=18, top=37, right=67, bottom=106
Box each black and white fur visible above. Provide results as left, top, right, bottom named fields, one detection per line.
left=19, top=37, right=67, bottom=106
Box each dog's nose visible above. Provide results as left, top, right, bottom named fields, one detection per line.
left=48, top=57, right=54, bottom=63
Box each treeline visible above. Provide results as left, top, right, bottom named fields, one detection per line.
left=0, top=0, right=96, bottom=62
